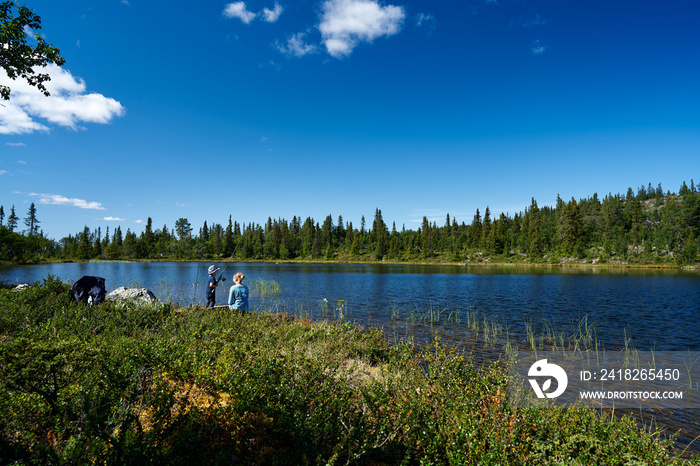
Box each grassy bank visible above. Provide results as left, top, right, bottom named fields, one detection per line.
left=0, top=277, right=696, bottom=465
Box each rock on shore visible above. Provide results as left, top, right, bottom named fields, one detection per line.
left=106, top=287, right=158, bottom=304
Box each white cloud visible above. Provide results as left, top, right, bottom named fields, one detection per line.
left=0, top=64, right=125, bottom=135
left=276, top=32, right=318, bottom=57
left=0, top=170, right=6, bottom=175
left=0, top=101, right=48, bottom=134
left=523, top=14, right=547, bottom=28
left=319, top=0, right=405, bottom=58
left=22, top=25, right=35, bottom=40
left=261, top=59, right=282, bottom=70
left=262, top=3, right=284, bottom=22
left=17, top=160, right=27, bottom=164
left=415, top=13, right=436, bottom=34
left=29, top=192, right=106, bottom=210
left=5, top=142, right=26, bottom=147
left=104, top=216, right=126, bottom=221
left=511, top=14, right=547, bottom=29
left=134, top=219, right=144, bottom=224
left=223, top=2, right=257, bottom=24
left=530, top=39, right=547, bottom=55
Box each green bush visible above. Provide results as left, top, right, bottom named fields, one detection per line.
left=0, top=279, right=695, bottom=465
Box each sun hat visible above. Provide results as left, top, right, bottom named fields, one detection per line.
left=208, top=265, right=220, bottom=274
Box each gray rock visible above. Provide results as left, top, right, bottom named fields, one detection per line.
left=106, top=287, right=158, bottom=304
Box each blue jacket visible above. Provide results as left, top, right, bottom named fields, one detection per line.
left=228, top=284, right=249, bottom=310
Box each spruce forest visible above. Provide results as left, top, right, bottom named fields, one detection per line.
left=1, top=181, right=699, bottom=266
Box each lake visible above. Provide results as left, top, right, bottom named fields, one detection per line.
left=1, top=261, right=698, bottom=352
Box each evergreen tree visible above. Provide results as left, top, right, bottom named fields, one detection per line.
left=123, top=229, right=137, bottom=259
left=7, top=205, right=18, bottom=232
left=388, top=229, right=399, bottom=259
left=313, top=227, right=321, bottom=258
left=279, top=219, right=290, bottom=259
left=481, top=206, right=492, bottom=252
left=349, top=230, right=359, bottom=256
left=77, top=226, right=92, bottom=260
left=211, top=223, right=223, bottom=256
left=302, top=217, right=315, bottom=257
left=93, top=227, right=103, bottom=258
left=683, top=194, right=700, bottom=236
left=528, top=198, right=542, bottom=258
left=451, top=217, right=462, bottom=258
left=488, top=215, right=502, bottom=255
left=142, top=217, right=154, bottom=258
left=345, top=222, right=354, bottom=250
left=421, top=217, right=433, bottom=258
left=156, top=224, right=172, bottom=257
left=637, top=184, right=648, bottom=200
left=201, top=220, right=209, bottom=241
left=102, top=226, right=111, bottom=255
left=470, top=209, right=481, bottom=249
left=109, top=226, right=123, bottom=258
left=628, top=197, right=645, bottom=246
left=560, top=198, right=582, bottom=255
left=322, top=214, right=334, bottom=251
left=23, top=202, right=39, bottom=235
left=336, top=215, right=345, bottom=245
left=680, top=181, right=690, bottom=196
left=442, top=213, right=452, bottom=252
left=224, top=215, right=234, bottom=256
left=373, top=208, right=389, bottom=259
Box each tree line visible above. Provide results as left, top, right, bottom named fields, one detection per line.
left=2, top=181, right=699, bottom=265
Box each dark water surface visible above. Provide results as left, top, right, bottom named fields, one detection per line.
left=2, top=261, right=698, bottom=351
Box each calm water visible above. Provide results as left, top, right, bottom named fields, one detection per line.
left=1, top=261, right=699, bottom=351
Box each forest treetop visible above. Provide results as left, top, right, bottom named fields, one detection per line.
left=2, top=180, right=698, bottom=266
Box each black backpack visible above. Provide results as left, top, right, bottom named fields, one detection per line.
left=69, top=276, right=106, bottom=306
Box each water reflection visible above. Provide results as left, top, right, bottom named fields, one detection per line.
left=2, top=261, right=699, bottom=352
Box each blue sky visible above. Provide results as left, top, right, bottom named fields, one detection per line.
left=2, top=0, right=700, bottom=240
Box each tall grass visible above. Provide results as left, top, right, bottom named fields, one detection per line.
left=249, top=277, right=282, bottom=296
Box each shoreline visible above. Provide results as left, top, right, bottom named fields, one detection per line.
left=9, top=257, right=697, bottom=271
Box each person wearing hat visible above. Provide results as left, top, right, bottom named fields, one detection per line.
left=206, top=265, right=220, bottom=308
